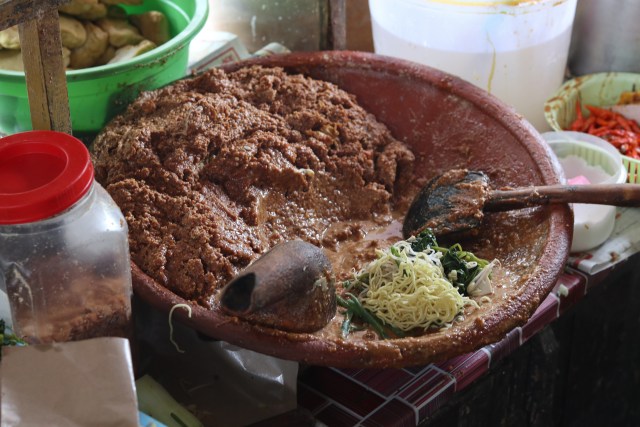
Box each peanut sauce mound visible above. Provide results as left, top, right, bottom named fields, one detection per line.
left=92, top=66, right=415, bottom=307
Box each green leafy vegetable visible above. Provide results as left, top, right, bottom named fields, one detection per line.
left=0, top=319, right=26, bottom=355
left=409, top=229, right=438, bottom=252
left=410, top=228, right=490, bottom=294
left=436, top=243, right=489, bottom=294
left=337, top=294, right=405, bottom=339
left=341, top=309, right=352, bottom=338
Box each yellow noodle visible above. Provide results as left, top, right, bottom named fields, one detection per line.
left=356, top=241, right=477, bottom=331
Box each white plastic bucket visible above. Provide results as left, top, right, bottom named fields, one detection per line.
left=369, top=0, right=578, bottom=131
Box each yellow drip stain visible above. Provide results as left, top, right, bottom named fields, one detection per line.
left=486, top=34, right=497, bottom=93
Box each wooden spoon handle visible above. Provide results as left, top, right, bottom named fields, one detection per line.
left=485, top=184, right=640, bottom=211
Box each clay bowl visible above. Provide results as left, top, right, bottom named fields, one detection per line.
left=132, top=51, right=572, bottom=368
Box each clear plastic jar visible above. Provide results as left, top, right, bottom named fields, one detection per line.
left=0, top=131, right=133, bottom=344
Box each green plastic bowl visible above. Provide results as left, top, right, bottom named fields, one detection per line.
left=0, top=0, right=208, bottom=137
left=544, top=72, right=640, bottom=183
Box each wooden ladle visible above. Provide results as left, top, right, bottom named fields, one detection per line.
left=219, top=240, right=336, bottom=333
left=403, top=169, right=640, bottom=239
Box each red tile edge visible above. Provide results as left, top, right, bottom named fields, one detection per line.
left=485, top=326, right=522, bottom=366
left=314, top=403, right=362, bottom=426
left=360, top=398, right=418, bottom=427
left=397, top=366, right=456, bottom=423
left=435, top=350, right=490, bottom=392
left=521, top=292, right=560, bottom=343
left=335, top=367, right=417, bottom=397
left=298, top=367, right=386, bottom=417
left=554, top=272, right=587, bottom=315
left=298, top=382, right=330, bottom=415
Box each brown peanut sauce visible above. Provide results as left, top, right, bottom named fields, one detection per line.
left=92, top=65, right=416, bottom=308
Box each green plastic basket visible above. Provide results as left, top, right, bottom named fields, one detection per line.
left=544, top=72, right=640, bottom=184
left=0, top=0, right=208, bottom=138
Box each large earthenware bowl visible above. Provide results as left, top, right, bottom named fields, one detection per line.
left=132, top=51, right=573, bottom=368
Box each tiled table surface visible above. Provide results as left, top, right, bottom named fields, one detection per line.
left=297, top=205, right=640, bottom=426
left=296, top=266, right=611, bottom=427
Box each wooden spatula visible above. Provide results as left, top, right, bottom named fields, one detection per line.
left=403, top=169, right=640, bottom=239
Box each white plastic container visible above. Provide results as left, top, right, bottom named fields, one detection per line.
left=542, top=131, right=627, bottom=253
left=0, top=131, right=133, bottom=344
left=369, top=0, right=578, bottom=131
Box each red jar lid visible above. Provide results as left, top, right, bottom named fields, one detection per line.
left=0, top=131, right=94, bottom=225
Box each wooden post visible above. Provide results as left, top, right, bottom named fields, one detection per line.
left=329, top=0, right=346, bottom=50
left=0, top=0, right=71, bottom=133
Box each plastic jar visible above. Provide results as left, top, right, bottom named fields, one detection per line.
left=0, top=131, right=133, bottom=344
left=368, top=0, right=578, bottom=131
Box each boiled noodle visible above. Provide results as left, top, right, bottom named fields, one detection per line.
left=356, top=241, right=478, bottom=331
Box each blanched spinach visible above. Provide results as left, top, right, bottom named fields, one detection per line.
left=410, top=228, right=489, bottom=295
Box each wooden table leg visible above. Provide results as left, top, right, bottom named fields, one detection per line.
left=18, top=7, right=71, bottom=133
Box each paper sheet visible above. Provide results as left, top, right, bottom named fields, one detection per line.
left=568, top=207, right=640, bottom=274
left=1, top=337, right=138, bottom=427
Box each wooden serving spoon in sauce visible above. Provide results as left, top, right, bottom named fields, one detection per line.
left=403, top=169, right=640, bottom=239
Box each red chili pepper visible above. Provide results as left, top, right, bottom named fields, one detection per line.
left=570, top=118, right=584, bottom=131
left=585, top=104, right=614, bottom=119
left=591, top=126, right=611, bottom=136
left=566, top=100, right=640, bottom=159
left=575, top=98, right=584, bottom=122
left=616, top=115, right=632, bottom=132
left=583, top=116, right=596, bottom=132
